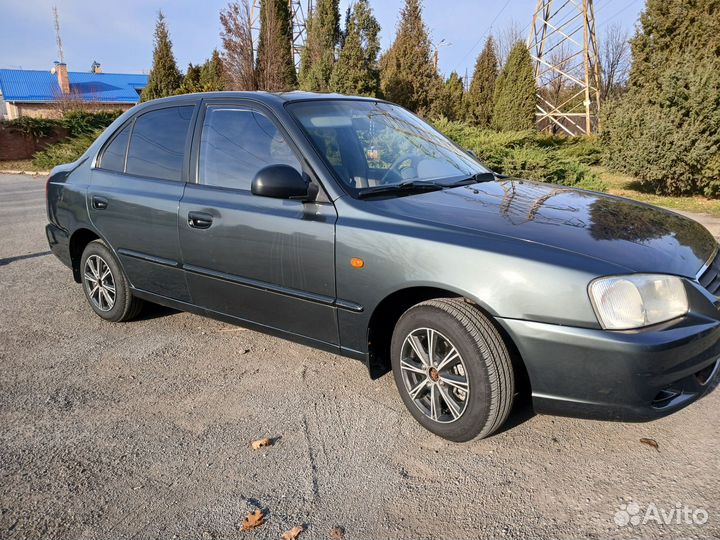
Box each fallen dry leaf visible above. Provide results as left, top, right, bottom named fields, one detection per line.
left=242, top=509, right=265, bottom=530
left=329, top=526, right=345, bottom=539
left=640, top=437, right=659, bottom=451
left=251, top=437, right=272, bottom=450
left=281, top=525, right=304, bottom=540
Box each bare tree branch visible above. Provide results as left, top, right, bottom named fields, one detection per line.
left=600, top=22, right=630, bottom=100
left=496, top=19, right=524, bottom=68
left=220, top=0, right=258, bottom=91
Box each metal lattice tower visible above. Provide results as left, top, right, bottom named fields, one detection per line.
left=52, top=5, right=65, bottom=64
left=527, top=0, right=601, bottom=135
left=250, top=0, right=312, bottom=71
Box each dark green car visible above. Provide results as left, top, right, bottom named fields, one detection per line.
left=46, top=92, right=720, bottom=441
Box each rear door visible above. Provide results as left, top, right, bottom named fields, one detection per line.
left=89, top=102, right=197, bottom=301
left=178, top=100, right=339, bottom=345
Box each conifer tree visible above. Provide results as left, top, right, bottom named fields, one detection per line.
left=257, top=0, right=297, bottom=90
left=466, top=37, right=498, bottom=127
left=379, top=0, right=440, bottom=115
left=142, top=11, right=182, bottom=101
left=602, top=0, right=720, bottom=196
left=199, top=49, right=224, bottom=91
left=330, top=0, right=380, bottom=96
left=178, top=63, right=201, bottom=94
left=492, top=41, right=536, bottom=131
left=433, top=72, right=465, bottom=121
left=299, top=0, right=340, bottom=91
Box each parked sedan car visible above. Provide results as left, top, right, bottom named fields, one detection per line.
left=46, top=92, right=720, bottom=441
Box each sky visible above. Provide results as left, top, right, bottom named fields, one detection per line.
left=0, top=0, right=645, bottom=78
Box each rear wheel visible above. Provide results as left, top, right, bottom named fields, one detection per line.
left=80, top=240, right=143, bottom=322
left=391, top=298, right=514, bottom=442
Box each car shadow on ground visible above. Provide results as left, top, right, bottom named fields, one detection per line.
left=135, top=303, right=179, bottom=321
left=0, top=251, right=51, bottom=267
left=493, top=392, right=536, bottom=436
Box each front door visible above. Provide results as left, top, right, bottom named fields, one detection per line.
left=89, top=103, right=196, bottom=302
left=179, top=102, right=339, bottom=345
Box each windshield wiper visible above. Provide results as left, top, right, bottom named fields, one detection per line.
left=357, top=180, right=445, bottom=199
left=444, top=172, right=502, bottom=188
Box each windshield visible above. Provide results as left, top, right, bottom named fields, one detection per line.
left=287, top=100, right=490, bottom=196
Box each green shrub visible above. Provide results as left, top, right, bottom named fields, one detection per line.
left=601, top=0, right=720, bottom=197
left=32, top=130, right=101, bottom=170
left=61, top=110, right=123, bottom=137
left=602, top=60, right=720, bottom=197
left=4, top=117, right=61, bottom=138
left=26, top=110, right=122, bottom=170
left=433, top=118, right=607, bottom=192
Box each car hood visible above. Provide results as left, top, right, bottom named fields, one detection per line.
left=372, top=180, right=717, bottom=277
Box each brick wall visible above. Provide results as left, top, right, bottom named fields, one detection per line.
left=0, top=124, right=70, bottom=161
left=7, top=102, right=134, bottom=120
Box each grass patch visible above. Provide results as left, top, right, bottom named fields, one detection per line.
left=597, top=167, right=720, bottom=217
left=0, top=159, right=46, bottom=172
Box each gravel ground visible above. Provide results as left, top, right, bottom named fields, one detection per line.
left=1, top=173, right=718, bottom=540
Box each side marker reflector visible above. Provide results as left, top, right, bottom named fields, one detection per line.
left=351, top=258, right=364, bottom=268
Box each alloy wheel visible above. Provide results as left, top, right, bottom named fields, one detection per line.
left=84, top=254, right=116, bottom=312
left=399, top=327, right=470, bottom=423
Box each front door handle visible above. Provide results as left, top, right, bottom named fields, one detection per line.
left=187, top=211, right=213, bottom=229
left=92, top=196, right=108, bottom=210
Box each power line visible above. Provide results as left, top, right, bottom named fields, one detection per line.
left=597, top=1, right=639, bottom=30
left=454, top=0, right=512, bottom=71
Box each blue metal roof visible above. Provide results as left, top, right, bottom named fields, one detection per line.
left=0, top=69, right=148, bottom=103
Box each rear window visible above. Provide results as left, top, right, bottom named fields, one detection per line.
left=126, top=106, right=194, bottom=181
left=100, top=122, right=131, bottom=172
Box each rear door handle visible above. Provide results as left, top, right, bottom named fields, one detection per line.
left=92, top=196, right=108, bottom=210
left=187, top=211, right=213, bottom=229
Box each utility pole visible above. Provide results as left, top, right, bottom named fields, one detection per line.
left=52, top=5, right=65, bottom=64
left=526, top=0, right=601, bottom=135
left=250, top=0, right=312, bottom=72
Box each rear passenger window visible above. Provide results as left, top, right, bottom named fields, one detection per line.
left=126, top=106, right=193, bottom=181
left=100, top=123, right=131, bottom=172
left=199, top=106, right=301, bottom=190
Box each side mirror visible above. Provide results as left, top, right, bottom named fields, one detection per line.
left=251, top=165, right=313, bottom=200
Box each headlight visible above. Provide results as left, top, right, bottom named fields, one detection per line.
left=589, top=274, right=688, bottom=330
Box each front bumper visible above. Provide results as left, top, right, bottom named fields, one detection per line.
left=498, top=313, right=720, bottom=421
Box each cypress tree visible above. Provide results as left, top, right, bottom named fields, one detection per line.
left=257, top=0, right=297, bottom=91
left=178, top=63, right=202, bottom=94
left=142, top=11, right=182, bottom=101
left=602, top=0, right=720, bottom=196
left=379, top=0, right=440, bottom=115
left=492, top=41, right=536, bottom=131
left=329, top=0, right=380, bottom=96
left=199, top=49, right=225, bottom=91
left=432, top=72, right=465, bottom=121
left=466, top=37, right=498, bottom=127
left=299, top=0, right=340, bottom=91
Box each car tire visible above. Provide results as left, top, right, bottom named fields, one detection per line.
left=80, top=240, right=144, bottom=322
left=391, top=298, right=514, bottom=442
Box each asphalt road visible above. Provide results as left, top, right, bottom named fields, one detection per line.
left=1, top=173, right=718, bottom=539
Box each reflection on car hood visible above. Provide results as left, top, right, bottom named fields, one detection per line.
left=376, top=179, right=717, bottom=277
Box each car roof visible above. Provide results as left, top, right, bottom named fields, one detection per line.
left=137, top=91, right=382, bottom=108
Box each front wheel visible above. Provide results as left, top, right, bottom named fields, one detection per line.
left=391, top=298, right=515, bottom=442
left=80, top=240, right=144, bottom=322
